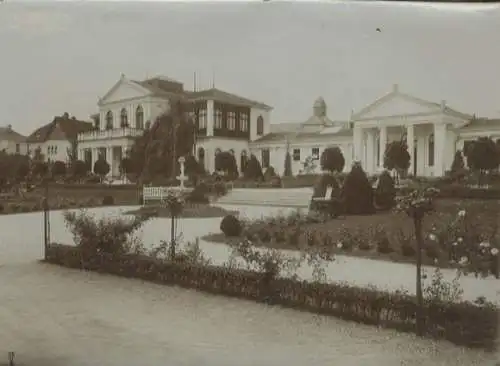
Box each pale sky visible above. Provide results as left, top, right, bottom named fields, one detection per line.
left=1, top=1, right=500, bottom=135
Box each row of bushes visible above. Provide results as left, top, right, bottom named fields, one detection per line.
left=45, top=243, right=498, bottom=350
left=0, top=196, right=116, bottom=214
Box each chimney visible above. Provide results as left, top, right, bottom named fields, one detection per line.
left=7, top=124, right=12, bottom=131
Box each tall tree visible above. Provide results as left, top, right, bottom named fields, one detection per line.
left=129, top=98, right=196, bottom=185
left=384, top=140, right=411, bottom=183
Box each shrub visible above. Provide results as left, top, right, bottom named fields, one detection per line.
left=244, top=154, right=264, bottom=181
left=270, top=175, right=282, bottom=188
left=9, top=203, right=20, bottom=213
left=320, top=146, right=345, bottom=173
left=213, top=181, right=227, bottom=197
left=102, top=195, right=114, bottom=206
left=220, top=215, right=242, bottom=237
left=215, top=151, right=238, bottom=179
left=63, top=210, right=150, bottom=257
left=283, top=151, right=293, bottom=177
left=186, top=182, right=210, bottom=204
left=263, top=166, right=276, bottom=181
left=374, top=170, right=396, bottom=210
left=341, top=162, right=375, bottom=215
left=0, top=204, right=3, bottom=213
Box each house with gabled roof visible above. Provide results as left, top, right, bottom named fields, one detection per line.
left=0, top=125, right=27, bottom=155
left=78, top=74, right=272, bottom=177
left=250, top=84, right=500, bottom=177
left=26, top=113, right=93, bottom=163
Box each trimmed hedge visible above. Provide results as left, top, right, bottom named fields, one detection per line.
left=46, top=243, right=498, bottom=351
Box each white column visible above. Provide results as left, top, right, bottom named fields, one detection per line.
left=206, top=100, right=214, bottom=137
left=366, top=129, right=375, bottom=174
left=353, top=125, right=363, bottom=164
left=407, top=124, right=415, bottom=176
left=379, top=126, right=387, bottom=169
left=433, top=123, right=446, bottom=177
left=91, top=148, right=98, bottom=173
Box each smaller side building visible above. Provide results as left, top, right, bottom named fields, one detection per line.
left=26, top=113, right=94, bottom=163
left=0, top=125, right=27, bottom=155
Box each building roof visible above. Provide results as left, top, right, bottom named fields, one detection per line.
left=252, top=127, right=352, bottom=145
left=133, top=76, right=185, bottom=99
left=459, top=117, right=500, bottom=131
left=186, top=88, right=272, bottom=111
left=26, top=115, right=94, bottom=143
left=0, top=125, right=26, bottom=143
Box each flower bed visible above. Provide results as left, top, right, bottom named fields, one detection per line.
left=0, top=196, right=123, bottom=215
left=123, top=203, right=238, bottom=218
left=205, top=200, right=500, bottom=277
left=398, top=185, right=500, bottom=200
left=45, top=243, right=498, bottom=350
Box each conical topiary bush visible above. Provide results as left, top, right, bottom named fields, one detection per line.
left=374, top=170, right=396, bottom=211
left=341, top=162, right=375, bottom=215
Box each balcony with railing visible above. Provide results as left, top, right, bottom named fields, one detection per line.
left=78, top=127, right=145, bottom=142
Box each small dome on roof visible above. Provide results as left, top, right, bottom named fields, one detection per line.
left=313, top=97, right=327, bottom=117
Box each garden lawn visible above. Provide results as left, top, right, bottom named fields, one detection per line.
left=203, top=199, right=500, bottom=270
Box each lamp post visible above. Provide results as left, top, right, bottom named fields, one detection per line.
left=43, top=169, right=51, bottom=260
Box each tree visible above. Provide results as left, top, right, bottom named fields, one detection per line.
left=320, top=146, right=345, bottom=173
left=128, top=99, right=196, bottom=185
left=71, top=160, right=89, bottom=180
left=93, top=157, right=110, bottom=182
left=243, top=154, right=264, bottom=181
left=284, top=151, right=292, bottom=177
left=120, top=157, right=134, bottom=176
left=51, top=160, right=67, bottom=178
left=384, top=140, right=411, bottom=183
left=374, top=170, right=396, bottom=210
left=32, top=161, right=48, bottom=180
left=465, top=137, right=500, bottom=186
left=215, top=151, right=238, bottom=178
left=341, top=162, right=375, bottom=215
left=184, top=155, right=204, bottom=182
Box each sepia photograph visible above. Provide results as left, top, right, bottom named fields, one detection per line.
left=0, top=1, right=499, bottom=365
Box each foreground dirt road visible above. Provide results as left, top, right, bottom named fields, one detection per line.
left=0, top=261, right=497, bottom=366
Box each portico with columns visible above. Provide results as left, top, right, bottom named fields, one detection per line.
left=351, top=84, right=472, bottom=177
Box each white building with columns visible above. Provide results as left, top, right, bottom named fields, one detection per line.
left=251, top=84, right=500, bottom=177
left=77, top=74, right=272, bottom=177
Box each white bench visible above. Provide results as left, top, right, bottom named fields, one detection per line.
left=142, top=186, right=193, bottom=205
left=142, top=186, right=170, bottom=205
left=312, top=186, right=333, bottom=203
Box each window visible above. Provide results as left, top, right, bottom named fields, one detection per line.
left=312, top=147, right=320, bottom=160
left=15, top=144, right=20, bottom=154
left=261, top=149, right=270, bottom=169
left=257, top=116, right=264, bottom=135
left=293, top=148, right=301, bottom=161
left=214, top=109, right=223, bottom=129
left=105, top=111, right=113, bottom=130
left=120, top=108, right=128, bottom=128
left=428, top=134, right=434, bottom=167
left=135, top=105, right=144, bottom=129
left=227, top=112, right=236, bottom=130
left=198, top=109, right=207, bottom=129
left=240, top=112, right=249, bottom=132
left=55, top=146, right=58, bottom=154
left=47, top=146, right=51, bottom=155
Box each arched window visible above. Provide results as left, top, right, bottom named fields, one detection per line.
left=105, top=111, right=113, bottom=130
left=428, top=134, right=435, bottom=167
left=120, top=108, right=128, bottom=128
left=135, top=105, right=144, bottom=129
left=240, top=150, right=248, bottom=172
left=257, top=116, right=264, bottom=135
left=229, top=149, right=235, bottom=155
left=198, top=147, right=205, bottom=170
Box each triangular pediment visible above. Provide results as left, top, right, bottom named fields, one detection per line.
left=352, top=91, right=443, bottom=120
left=99, top=76, right=151, bottom=106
